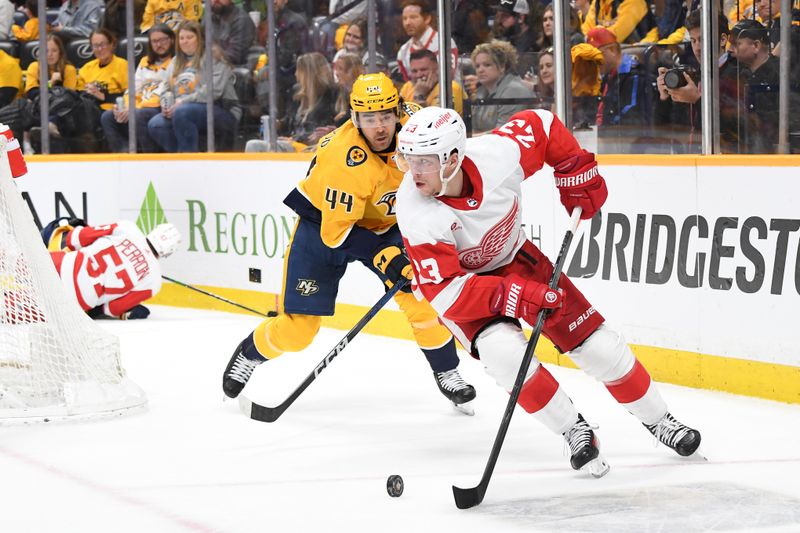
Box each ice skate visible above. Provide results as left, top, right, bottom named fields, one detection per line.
left=222, top=339, right=265, bottom=399
left=563, top=414, right=610, bottom=478
left=645, top=412, right=702, bottom=458
left=434, top=368, right=476, bottom=415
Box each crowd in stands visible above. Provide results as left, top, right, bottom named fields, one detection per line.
left=1, top=0, right=799, bottom=155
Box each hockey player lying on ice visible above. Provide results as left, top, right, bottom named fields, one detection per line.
left=42, top=218, right=181, bottom=320
left=394, top=106, right=701, bottom=476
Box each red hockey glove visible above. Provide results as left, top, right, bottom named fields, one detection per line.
left=490, top=274, right=564, bottom=327
left=0, top=123, right=28, bottom=178
left=553, top=150, right=607, bottom=220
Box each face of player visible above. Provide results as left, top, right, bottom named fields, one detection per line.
left=542, top=9, right=554, bottom=37
left=91, top=33, right=114, bottom=64
left=474, top=52, right=504, bottom=89
left=403, top=6, right=430, bottom=39
left=357, top=110, right=398, bottom=151
left=344, top=25, right=363, bottom=52
left=179, top=29, right=199, bottom=56
left=538, top=53, right=554, bottom=86
left=409, top=56, right=437, bottom=84
left=399, top=153, right=459, bottom=197
left=46, top=40, right=60, bottom=67
left=401, top=154, right=443, bottom=196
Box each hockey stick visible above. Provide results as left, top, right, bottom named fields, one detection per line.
left=162, top=275, right=278, bottom=317
left=452, top=207, right=583, bottom=509
left=238, top=278, right=409, bottom=422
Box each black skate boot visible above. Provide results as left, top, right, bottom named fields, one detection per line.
left=644, top=412, right=701, bottom=457
left=434, top=368, right=476, bottom=415
left=222, top=337, right=265, bottom=399
left=563, top=414, right=610, bottom=478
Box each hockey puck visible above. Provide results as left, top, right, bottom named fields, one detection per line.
left=386, top=475, right=404, bottom=497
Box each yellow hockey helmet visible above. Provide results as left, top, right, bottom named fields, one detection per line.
left=350, top=73, right=399, bottom=113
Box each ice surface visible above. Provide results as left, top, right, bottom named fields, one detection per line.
left=1, top=305, right=798, bottom=533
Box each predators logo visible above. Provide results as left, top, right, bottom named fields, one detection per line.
left=296, top=279, right=319, bottom=296
left=174, top=69, right=198, bottom=97
left=346, top=146, right=367, bottom=167
left=377, top=191, right=397, bottom=216
left=156, top=10, right=185, bottom=31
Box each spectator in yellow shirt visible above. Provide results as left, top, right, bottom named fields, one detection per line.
left=0, top=48, right=22, bottom=108
left=21, top=35, right=78, bottom=154
left=581, top=0, right=650, bottom=43
left=77, top=28, right=129, bottom=112
left=399, top=49, right=464, bottom=115
left=24, top=34, right=78, bottom=98
left=11, top=0, right=47, bottom=42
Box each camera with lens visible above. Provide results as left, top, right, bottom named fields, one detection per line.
left=663, top=66, right=697, bottom=90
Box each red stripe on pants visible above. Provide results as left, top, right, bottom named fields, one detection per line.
left=517, top=365, right=559, bottom=414
left=605, top=359, right=652, bottom=404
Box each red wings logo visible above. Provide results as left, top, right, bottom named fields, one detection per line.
left=458, top=198, right=519, bottom=269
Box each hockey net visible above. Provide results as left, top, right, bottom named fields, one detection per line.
left=0, top=150, right=146, bottom=422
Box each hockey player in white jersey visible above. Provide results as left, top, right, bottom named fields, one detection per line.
left=45, top=219, right=181, bottom=319
left=394, top=106, right=701, bottom=477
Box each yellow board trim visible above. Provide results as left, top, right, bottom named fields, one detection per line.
left=24, top=153, right=800, bottom=166
left=151, top=283, right=800, bottom=405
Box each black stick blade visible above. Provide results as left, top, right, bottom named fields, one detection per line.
left=238, top=395, right=282, bottom=422
left=452, top=484, right=485, bottom=509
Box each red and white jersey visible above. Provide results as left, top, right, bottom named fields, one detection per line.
left=50, top=221, right=162, bottom=317
left=397, top=109, right=584, bottom=324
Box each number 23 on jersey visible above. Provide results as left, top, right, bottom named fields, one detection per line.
left=413, top=257, right=442, bottom=284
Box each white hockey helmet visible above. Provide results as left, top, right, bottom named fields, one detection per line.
left=147, top=223, right=181, bottom=258
left=396, top=106, right=467, bottom=196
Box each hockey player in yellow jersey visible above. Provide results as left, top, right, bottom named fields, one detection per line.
left=223, top=73, right=477, bottom=414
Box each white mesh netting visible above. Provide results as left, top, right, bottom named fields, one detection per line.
left=0, top=151, right=146, bottom=422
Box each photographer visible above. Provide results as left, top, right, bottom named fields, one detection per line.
left=655, top=10, right=739, bottom=153
left=732, top=19, right=781, bottom=154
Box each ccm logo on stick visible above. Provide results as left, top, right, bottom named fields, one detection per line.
left=314, top=339, right=349, bottom=377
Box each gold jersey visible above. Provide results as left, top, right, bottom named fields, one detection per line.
left=296, top=103, right=418, bottom=250
left=140, top=0, right=203, bottom=31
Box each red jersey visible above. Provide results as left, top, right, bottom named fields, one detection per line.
left=50, top=221, right=162, bottom=317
